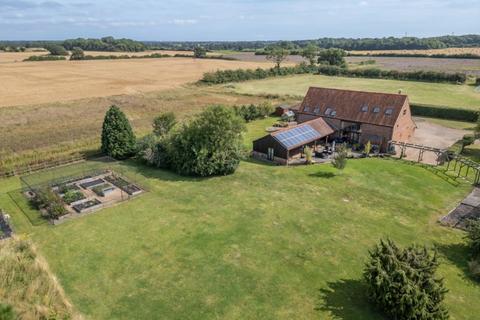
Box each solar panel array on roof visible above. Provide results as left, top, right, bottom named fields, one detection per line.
left=274, top=124, right=322, bottom=149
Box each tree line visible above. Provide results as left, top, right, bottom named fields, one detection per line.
left=141, top=35, right=480, bottom=51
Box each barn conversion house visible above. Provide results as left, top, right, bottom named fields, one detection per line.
left=253, top=87, right=416, bottom=164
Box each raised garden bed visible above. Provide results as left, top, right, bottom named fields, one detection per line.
left=72, top=199, right=102, bottom=213
left=92, top=183, right=116, bottom=197
left=62, top=190, right=86, bottom=204
left=80, top=178, right=105, bottom=189
left=105, top=175, right=142, bottom=195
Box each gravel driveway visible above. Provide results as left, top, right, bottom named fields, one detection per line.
left=398, top=117, right=468, bottom=164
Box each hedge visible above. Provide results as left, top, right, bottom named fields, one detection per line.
left=317, top=65, right=466, bottom=83
left=410, top=103, right=479, bottom=122
left=199, top=64, right=466, bottom=85
left=23, top=55, right=66, bottom=62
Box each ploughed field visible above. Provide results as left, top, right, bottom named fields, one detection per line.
left=1, top=119, right=479, bottom=319
left=0, top=53, right=275, bottom=107
left=229, top=74, right=480, bottom=109
left=220, top=51, right=480, bottom=76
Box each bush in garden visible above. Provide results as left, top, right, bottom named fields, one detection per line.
left=168, top=105, right=245, bottom=176
left=364, top=239, right=448, bottom=320
left=101, top=105, right=136, bottom=159
left=153, top=112, right=176, bottom=137
left=304, top=146, right=313, bottom=164
left=331, top=144, right=348, bottom=170
left=233, top=102, right=274, bottom=122
left=32, top=187, right=68, bottom=219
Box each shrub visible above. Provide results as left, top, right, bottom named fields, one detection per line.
left=467, top=220, right=480, bottom=258
left=332, top=144, right=348, bottom=170
left=136, top=134, right=161, bottom=166
left=101, top=105, right=136, bottom=160
left=32, top=187, right=68, bottom=219
left=0, top=304, right=15, bottom=320
left=70, top=47, right=85, bottom=60
left=168, top=105, right=246, bottom=176
left=304, top=146, right=313, bottom=164
left=153, top=112, right=176, bottom=137
left=364, top=239, right=448, bottom=320
left=43, top=44, right=68, bottom=56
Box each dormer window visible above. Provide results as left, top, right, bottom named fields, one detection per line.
left=304, top=105, right=310, bottom=112
left=331, top=110, right=337, bottom=117
left=361, top=105, right=368, bottom=112
left=325, top=107, right=332, bottom=115
left=314, top=106, right=320, bottom=114
left=373, top=107, right=380, bottom=113
left=385, top=108, right=393, bottom=115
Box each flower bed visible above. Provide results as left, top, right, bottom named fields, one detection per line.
left=62, top=190, right=86, bottom=204
left=80, top=178, right=105, bottom=189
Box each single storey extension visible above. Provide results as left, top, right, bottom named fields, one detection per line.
left=252, top=117, right=334, bottom=165
left=252, top=87, right=416, bottom=164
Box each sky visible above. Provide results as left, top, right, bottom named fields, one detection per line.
left=0, top=0, right=479, bottom=41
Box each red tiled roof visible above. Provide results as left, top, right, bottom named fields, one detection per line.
left=299, top=87, right=408, bottom=127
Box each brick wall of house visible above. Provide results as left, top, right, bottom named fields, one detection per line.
left=360, top=124, right=393, bottom=151
left=391, top=100, right=416, bottom=143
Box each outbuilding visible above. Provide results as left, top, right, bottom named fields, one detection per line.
left=252, top=117, right=334, bottom=164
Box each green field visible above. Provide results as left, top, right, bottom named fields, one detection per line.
left=229, top=74, right=480, bottom=109
left=1, top=120, right=480, bottom=319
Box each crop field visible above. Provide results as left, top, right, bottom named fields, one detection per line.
left=230, top=74, right=480, bottom=109
left=0, top=55, right=279, bottom=107
left=1, top=119, right=479, bottom=319
left=349, top=47, right=480, bottom=56
left=347, top=56, right=480, bottom=76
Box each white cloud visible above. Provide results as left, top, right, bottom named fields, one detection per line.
left=172, top=19, right=198, bottom=25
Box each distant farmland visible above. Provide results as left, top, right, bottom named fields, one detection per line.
left=349, top=47, right=480, bottom=56
left=0, top=54, right=279, bottom=107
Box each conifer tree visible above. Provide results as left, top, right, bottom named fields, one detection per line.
left=101, top=105, right=136, bottom=159
left=364, top=239, right=449, bottom=320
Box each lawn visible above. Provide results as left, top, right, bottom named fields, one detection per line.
left=230, top=74, right=480, bottom=109
left=1, top=120, right=480, bottom=319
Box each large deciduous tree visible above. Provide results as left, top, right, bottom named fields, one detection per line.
left=317, top=48, right=347, bottom=66
left=193, top=46, right=207, bottom=58
left=101, top=105, right=136, bottom=159
left=266, top=46, right=289, bottom=69
left=364, top=239, right=449, bottom=320
left=168, top=105, right=245, bottom=176
left=301, top=43, right=319, bottom=66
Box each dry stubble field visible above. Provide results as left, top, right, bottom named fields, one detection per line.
left=0, top=54, right=277, bottom=107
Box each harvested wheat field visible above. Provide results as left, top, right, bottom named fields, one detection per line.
left=350, top=47, right=480, bottom=56
left=0, top=57, right=277, bottom=107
